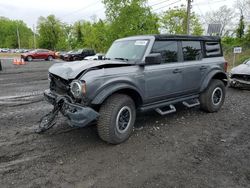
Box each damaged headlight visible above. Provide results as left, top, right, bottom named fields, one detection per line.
left=70, top=80, right=86, bottom=98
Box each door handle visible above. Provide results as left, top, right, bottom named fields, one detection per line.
left=173, top=69, right=182, bottom=73
left=200, top=66, right=207, bottom=70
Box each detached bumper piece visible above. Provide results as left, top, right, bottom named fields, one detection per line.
left=37, top=90, right=99, bottom=132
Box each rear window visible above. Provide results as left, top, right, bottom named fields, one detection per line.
left=182, top=41, right=202, bottom=61
left=204, top=42, right=222, bottom=57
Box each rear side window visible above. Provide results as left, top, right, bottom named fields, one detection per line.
left=205, top=42, right=222, bottom=57
left=182, top=41, right=202, bottom=61
left=151, top=41, right=178, bottom=63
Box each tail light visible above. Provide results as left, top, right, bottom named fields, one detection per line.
left=224, top=61, right=228, bottom=72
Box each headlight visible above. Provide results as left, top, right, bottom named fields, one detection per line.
left=70, top=80, right=86, bottom=98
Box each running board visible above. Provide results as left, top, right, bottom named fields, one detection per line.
left=155, top=105, right=176, bottom=116
left=182, top=99, right=200, bottom=108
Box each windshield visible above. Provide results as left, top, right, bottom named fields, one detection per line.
left=105, top=40, right=149, bottom=61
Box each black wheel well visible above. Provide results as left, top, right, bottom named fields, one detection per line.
left=100, top=88, right=142, bottom=108
left=212, top=72, right=228, bottom=86
left=113, top=88, right=143, bottom=108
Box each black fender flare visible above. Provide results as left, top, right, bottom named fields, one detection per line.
left=91, top=82, right=143, bottom=105
left=200, top=70, right=228, bottom=92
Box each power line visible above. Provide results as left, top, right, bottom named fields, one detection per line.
left=149, top=0, right=171, bottom=7
left=153, top=0, right=182, bottom=11
left=59, top=1, right=101, bottom=20
left=193, top=0, right=229, bottom=6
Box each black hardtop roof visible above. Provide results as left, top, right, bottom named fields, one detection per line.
left=154, top=34, right=220, bottom=41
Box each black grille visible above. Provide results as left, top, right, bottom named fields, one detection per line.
left=232, top=74, right=250, bottom=82
left=49, top=73, right=70, bottom=94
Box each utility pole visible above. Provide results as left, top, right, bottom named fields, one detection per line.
left=33, top=24, right=36, bottom=49
left=186, top=0, right=192, bottom=35
left=16, top=25, right=21, bottom=49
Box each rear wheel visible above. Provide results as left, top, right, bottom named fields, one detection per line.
left=200, top=79, right=226, bottom=112
left=97, top=94, right=136, bottom=144
left=47, top=55, right=53, bottom=61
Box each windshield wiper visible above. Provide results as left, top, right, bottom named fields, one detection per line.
left=114, top=57, right=129, bottom=61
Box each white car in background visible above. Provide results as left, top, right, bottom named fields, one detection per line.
left=229, top=58, right=250, bottom=88
left=84, top=53, right=105, bottom=60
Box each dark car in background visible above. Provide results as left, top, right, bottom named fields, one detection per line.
left=61, top=49, right=95, bottom=61
left=21, top=49, right=55, bottom=62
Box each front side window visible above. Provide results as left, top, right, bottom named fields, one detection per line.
left=105, top=40, right=149, bottom=61
left=151, top=41, right=178, bottom=63
left=182, top=41, right=202, bottom=61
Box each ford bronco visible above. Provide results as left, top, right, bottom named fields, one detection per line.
left=37, top=34, right=228, bottom=144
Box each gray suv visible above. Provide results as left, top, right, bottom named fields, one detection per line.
left=38, top=34, right=228, bottom=144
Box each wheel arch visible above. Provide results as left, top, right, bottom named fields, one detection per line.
left=200, top=70, right=228, bottom=92
left=91, top=84, right=143, bottom=108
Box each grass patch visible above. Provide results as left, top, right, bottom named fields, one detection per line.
left=0, top=53, right=21, bottom=58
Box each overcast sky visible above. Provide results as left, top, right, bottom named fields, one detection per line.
left=0, top=0, right=234, bottom=28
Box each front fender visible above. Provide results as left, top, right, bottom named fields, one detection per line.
left=200, top=70, right=228, bottom=92
left=91, top=82, right=143, bottom=105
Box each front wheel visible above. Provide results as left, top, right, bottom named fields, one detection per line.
left=97, top=94, right=136, bottom=144
left=200, top=79, right=226, bottom=112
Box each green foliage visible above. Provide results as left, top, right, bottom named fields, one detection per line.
left=103, top=0, right=159, bottom=43
left=0, top=17, right=33, bottom=48
left=160, top=7, right=203, bottom=35
left=37, top=15, right=68, bottom=50
left=236, top=14, right=245, bottom=39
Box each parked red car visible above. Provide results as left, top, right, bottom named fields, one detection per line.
left=21, top=49, right=55, bottom=62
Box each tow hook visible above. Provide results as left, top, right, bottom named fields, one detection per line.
left=35, top=97, right=65, bottom=133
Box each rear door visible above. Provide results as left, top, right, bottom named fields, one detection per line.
left=179, top=41, right=206, bottom=93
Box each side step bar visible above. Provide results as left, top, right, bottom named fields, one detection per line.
left=155, top=99, right=200, bottom=116
left=182, top=99, right=200, bottom=108
left=155, top=105, right=176, bottom=115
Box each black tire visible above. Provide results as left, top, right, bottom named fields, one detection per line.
left=200, top=79, right=226, bottom=112
left=97, top=94, right=136, bottom=144
left=47, top=55, right=53, bottom=61
left=27, top=56, right=33, bottom=62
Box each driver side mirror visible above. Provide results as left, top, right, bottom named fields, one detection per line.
left=145, top=53, right=162, bottom=65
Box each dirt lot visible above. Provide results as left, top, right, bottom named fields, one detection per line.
left=0, top=59, right=250, bottom=188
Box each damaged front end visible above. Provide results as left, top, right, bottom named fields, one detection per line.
left=35, top=89, right=99, bottom=133
left=230, top=74, right=250, bottom=88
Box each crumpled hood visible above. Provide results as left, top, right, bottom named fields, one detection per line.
left=231, top=64, right=250, bottom=75
left=49, top=60, right=128, bottom=80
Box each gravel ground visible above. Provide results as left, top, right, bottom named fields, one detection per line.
left=0, top=59, right=250, bottom=188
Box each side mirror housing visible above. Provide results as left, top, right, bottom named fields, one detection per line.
left=145, top=53, right=162, bottom=65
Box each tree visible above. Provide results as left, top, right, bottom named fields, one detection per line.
left=103, top=0, right=159, bottom=44
left=205, top=5, right=235, bottom=36
left=0, top=17, right=33, bottom=48
left=160, top=7, right=203, bottom=35
left=37, top=15, right=67, bottom=50
left=236, top=14, right=245, bottom=39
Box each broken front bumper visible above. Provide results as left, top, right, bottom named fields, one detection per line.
left=44, top=89, right=99, bottom=127
left=230, top=78, right=250, bottom=87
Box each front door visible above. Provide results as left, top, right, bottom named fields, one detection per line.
left=144, top=40, right=184, bottom=103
